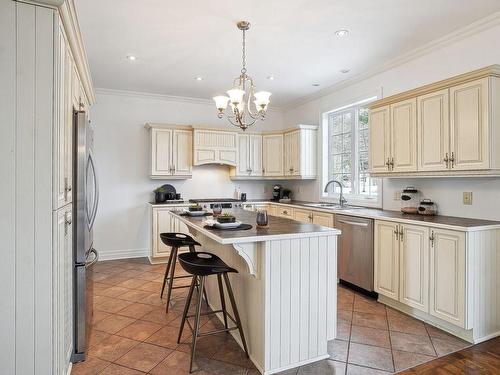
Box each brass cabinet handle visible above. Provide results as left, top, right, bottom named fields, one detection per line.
left=444, top=153, right=449, bottom=168
left=399, top=225, right=404, bottom=241
left=394, top=226, right=399, bottom=240
left=386, top=158, right=391, bottom=170
left=450, top=152, right=455, bottom=168
left=430, top=231, right=435, bottom=247
left=390, top=157, right=395, bottom=171
left=308, top=214, right=313, bottom=221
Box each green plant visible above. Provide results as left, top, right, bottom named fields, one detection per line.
left=154, top=186, right=167, bottom=193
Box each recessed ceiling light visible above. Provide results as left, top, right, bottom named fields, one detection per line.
left=126, top=55, right=137, bottom=61
left=267, top=75, right=275, bottom=80
left=340, top=69, right=350, bottom=74
left=194, top=76, right=203, bottom=81
left=312, top=83, right=320, bottom=87
left=335, top=29, right=349, bottom=38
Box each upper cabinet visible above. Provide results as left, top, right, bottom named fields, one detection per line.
left=369, top=66, right=500, bottom=176
left=283, top=126, right=317, bottom=178
left=146, top=124, right=193, bottom=179
left=193, top=128, right=238, bottom=166
left=262, top=133, right=284, bottom=176
left=232, top=133, right=262, bottom=177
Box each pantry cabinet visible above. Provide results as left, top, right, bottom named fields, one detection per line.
left=147, top=125, right=193, bottom=179
left=262, top=134, right=284, bottom=176
left=429, top=228, right=466, bottom=327
left=369, top=66, right=500, bottom=176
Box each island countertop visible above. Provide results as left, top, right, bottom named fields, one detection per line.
left=171, top=208, right=341, bottom=245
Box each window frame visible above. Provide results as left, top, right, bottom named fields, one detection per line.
left=320, top=97, right=382, bottom=208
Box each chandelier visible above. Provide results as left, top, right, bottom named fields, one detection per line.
left=213, top=21, right=271, bottom=131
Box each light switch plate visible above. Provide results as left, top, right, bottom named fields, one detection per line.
left=463, top=192, right=473, bottom=205
left=394, top=191, right=401, bottom=201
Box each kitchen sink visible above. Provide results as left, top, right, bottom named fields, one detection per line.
left=303, top=203, right=362, bottom=210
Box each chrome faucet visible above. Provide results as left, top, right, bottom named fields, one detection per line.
left=324, top=180, right=348, bottom=207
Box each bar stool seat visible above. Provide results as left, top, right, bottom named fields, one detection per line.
left=159, top=232, right=207, bottom=313
left=177, top=251, right=249, bottom=373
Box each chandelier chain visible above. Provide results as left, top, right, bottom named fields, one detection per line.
left=241, top=29, right=247, bottom=74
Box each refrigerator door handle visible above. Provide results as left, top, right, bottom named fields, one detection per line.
left=85, top=248, right=99, bottom=268
left=87, top=150, right=99, bottom=230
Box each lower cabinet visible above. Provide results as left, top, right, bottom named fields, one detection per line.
left=375, top=220, right=467, bottom=328
left=293, top=208, right=334, bottom=227
left=150, top=205, right=190, bottom=263
left=429, top=228, right=466, bottom=328
left=277, top=206, right=294, bottom=219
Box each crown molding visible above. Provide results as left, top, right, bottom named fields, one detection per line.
left=95, top=87, right=283, bottom=113
left=283, top=11, right=500, bottom=111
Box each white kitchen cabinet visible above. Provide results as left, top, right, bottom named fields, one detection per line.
left=293, top=208, right=313, bottom=223
left=147, top=125, right=193, bottom=179
left=283, top=126, right=317, bottom=178
left=369, top=106, right=391, bottom=173
left=284, top=130, right=299, bottom=176
left=150, top=205, right=191, bottom=263
left=233, top=134, right=262, bottom=177
left=277, top=206, right=294, bottom=219
left=417, top=89, right=450, bottom=171
left=429, top=228, right=466, bottom=328
left=390, top=98, right=417, bottom=172
left=193, top=128, right=237, bottom=166
left=263, top=134, right=284, bottom=176
left=399, top=224, right=429, bottom=312
left=374, top=220, right=400, bottom=300
left=312, top=211, right=334, bottom=227
left=450, top=78, right=489, bottom=170
left=53, top=205, right=73, bottom=375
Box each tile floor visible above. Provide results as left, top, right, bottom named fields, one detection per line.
left=72, top=258, right=471, bottom=374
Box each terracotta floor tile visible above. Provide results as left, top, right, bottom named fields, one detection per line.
left=115, top=320, right=164, bottom=341
left=390, top=331, right=436, bottom=356
left=115, top=269, right=146, bottom=278
left=115, top=342, right=172, bottom=372
left=338, top=309, right=353, bottom=322
left=135, top=271, right=163, bottom=281
left=118, top=278, right=150, bottom=289
left=140, top=306, right=181, bottom=325
left=116, top=302, right=156, bottom=319
left=338, top=300, right=354, bottom=311
left=297, top=359, right=346, bottom=374
left=352, top=311, right=388, bottom=331
left=87, top=335, right=140, bottom=362
left=95, top=296, right=133, bottom=314
left=70, top=356, right=110, bottom=374
left=347, top=342, right=394, bottom=372
left=176, top=333, right=229, bottom=358
left=353, top=294, right=386, bottom=315
left=136, top=281, right=163, bottom=293
left=145, top=324, right=185, bottom=349
left=327, top=339, right=349, bottom=362
left=336, top=319, right=351, bottom=341
left=350, top=325, right=391, bottom=348
left=210, top=337, right=255, bottom=368
left=88, top=329, right=110, bottom=348
left=99, top=275, right=130, bottom=286
left=93, top=314, right=136, bottom=334
left=92, top=273, right=113, bottom=282
left=430, top=336, right=471, bottom=356
left=101, top=286, right=130, bottom=298
left=117, top=289, right=154, bottom=303
left=92, top=310, right=112, bottom=324
left=99, top=363, right=145, bottom=374
left=387, top=309, right=428, bottom=336
left=392, top=349, right=436, bottom=372
left=140, top=292, right=166, bottom=307
left=93, top=282, right=111, bottom=296
left=346, top=364, right=393, bottom=375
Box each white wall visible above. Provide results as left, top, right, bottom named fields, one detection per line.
left=284, top=23, right=500, bottom=220
left=91, top=90, right=284, bottom=259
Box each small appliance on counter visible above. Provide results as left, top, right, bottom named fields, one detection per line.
left=400, top=186, right=420, bottom=214
left=418, top=199, right=438, bottom=215
left=153, top=184, right=184, bottom=204
left=272, top=184, right=282, bottom=201
left=240, top=192, right=247, bottom=201
left=279, top=188, right=292, bottom=203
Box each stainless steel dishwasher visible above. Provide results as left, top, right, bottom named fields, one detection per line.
left=335, top=214, right=374, bottom=292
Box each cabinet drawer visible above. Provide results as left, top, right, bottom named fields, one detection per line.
left=278, top=207, right=294, bottom=218
left=312, top=212, right=334, bottom=227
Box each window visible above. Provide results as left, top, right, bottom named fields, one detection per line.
left=322, top=98, right=380, bottom=206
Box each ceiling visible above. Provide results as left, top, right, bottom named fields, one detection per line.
left=76, top=0, right=500, bottom=107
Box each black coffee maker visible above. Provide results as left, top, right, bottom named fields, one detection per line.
left=272, top=185, right=282, bottom=201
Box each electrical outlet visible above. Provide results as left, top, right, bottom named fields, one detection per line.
left=394, top=191, right=401, bottom=201
left=463, top=192, right=473, bottom=205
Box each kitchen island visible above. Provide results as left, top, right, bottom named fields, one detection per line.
left=170, top=209, right=341, bottom=375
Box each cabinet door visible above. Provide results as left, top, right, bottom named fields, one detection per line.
left=391, top=98, right=417, bottom=172
left=236, top=134, right=250, bottom=175
left=151, top=128, right=173, bottom=176
left=369, top=106, right=391, bottom=173
left=312, top=212, right=334, bottom=227
left=172, top=129, right=192, bottom=176
left=374, top=220, right=399, bottom=299
left=263, top=134, right=284, bottom=176
left=284, top=131, right=300, bottom=176
left=429, top=229, right=466, bottom=328
left=450, top=78, right=489, bottom=170
left=417, top=89, right=450, bottom=171
left=249, top=134, right=263, bottom=176
left=267, top=205, right=277, bottom=216
left=277, top=206, right=294, bottom=219
left=294, top=209, right=312, bottom=223
left=399, top=224, right=429, bottom=312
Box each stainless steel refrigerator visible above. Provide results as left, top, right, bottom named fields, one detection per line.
left=72, top=110, right=99, bottom=362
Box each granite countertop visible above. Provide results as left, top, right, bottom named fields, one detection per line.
left=170, top=208, right=340, bottom=245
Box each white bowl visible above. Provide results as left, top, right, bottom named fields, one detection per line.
left=214, top=221, right=241, bottom=229
left=184, top=209, right=207, bottom=216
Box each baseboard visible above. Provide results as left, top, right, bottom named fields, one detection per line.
left=97, top=248, right=149, bottom=261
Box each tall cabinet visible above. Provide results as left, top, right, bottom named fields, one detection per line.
left=1, top=1, right=95, bottom=374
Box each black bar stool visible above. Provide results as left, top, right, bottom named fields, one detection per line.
left=159, top=232, right=208, bottom=313
left=177, top=251, right=249, bottom=373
